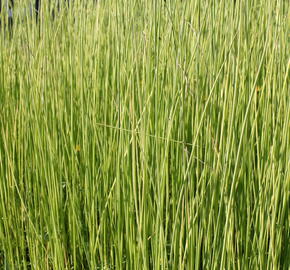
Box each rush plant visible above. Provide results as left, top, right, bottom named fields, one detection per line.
left=0, top=0, right=289, bottom=269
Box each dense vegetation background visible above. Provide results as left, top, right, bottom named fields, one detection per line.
left=0, top=0, right=289, bottom=269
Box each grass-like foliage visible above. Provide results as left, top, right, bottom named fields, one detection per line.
left=0, top=0, right=289, bottom=269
